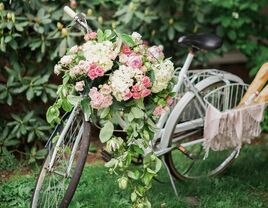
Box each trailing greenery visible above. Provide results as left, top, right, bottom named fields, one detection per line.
left=1, top=144, right=267, bottom=207
left=1, top=0, right=268, bottom=162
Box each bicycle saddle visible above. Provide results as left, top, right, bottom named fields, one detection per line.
left=178, top=34, right=223, bottom=51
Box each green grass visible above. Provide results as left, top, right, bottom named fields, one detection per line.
left=0, top=144, right=267, bottom=208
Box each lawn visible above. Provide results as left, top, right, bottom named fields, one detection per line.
left=0, top=144, right=267, bottom=208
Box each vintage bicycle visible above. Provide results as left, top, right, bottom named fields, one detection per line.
left=31, top=6, right=244, bottom=208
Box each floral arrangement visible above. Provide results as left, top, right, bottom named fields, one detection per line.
left=47, top=29, right=175, bottom=207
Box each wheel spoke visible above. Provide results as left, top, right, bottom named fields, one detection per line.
left=31, top=108, right=89, bottom=208
left=165, top=81, right=237, bottom=180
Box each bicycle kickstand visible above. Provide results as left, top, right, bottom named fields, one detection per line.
left=161, top=158, right=179, bottom=198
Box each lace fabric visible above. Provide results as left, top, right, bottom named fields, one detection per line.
left=203, top=103, right=267, bottom=158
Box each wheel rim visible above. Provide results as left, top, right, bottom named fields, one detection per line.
left=169, top=127, right=236, bottom=179
left=32, top=111, right=84, bottom=207
left=167, top=81, right=236, bottom=179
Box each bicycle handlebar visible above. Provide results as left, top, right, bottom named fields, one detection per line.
left=64, top=6, right=77, bottom=19
left=63, top=6, right=92, bottom=33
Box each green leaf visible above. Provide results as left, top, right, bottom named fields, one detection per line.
left=67, top=95, right=81, bottom=106
left=52, top=134, right=60, bottom=143
left=4, top=36, right=12, bottom=43
left=62, top=98, right=73, bottom=112
left=155, top=157, right=162, bottom=173
left=36, top=149, right=48, bottom=159
left=131, top=191, right=137, bottom=202
left=26, top=87, right=34, bottom=100
left=81, top=98, right=91, bottom=121
left=121, top=34, right=135, bottom=47
left=104, top=158, right=118, bottom=168
left=168, top=27, right=175, bottom=40
left=46, top=106, right=60, bottom=124
left=99, top=121, right=114, bottom=143
left=127, top=112, right=134, bottom=122
left=228, top=30, right=237, bottom=40
left=131, top=107, right=144, bottom=119
left=127, top=170, right=139, bottom=180
left=100, top=107, right=110, bottom=119
left=7, top=93, right=12, bottom=105
left=97, top=29, right=105, bottom=42
left=59, top=38, right=67, bottom=57
left=135, top=99, right=145, bottom=109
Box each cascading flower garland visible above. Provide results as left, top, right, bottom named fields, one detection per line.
left=47, top=29, right=176, bottom=207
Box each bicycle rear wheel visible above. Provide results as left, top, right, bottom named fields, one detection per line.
left=164, top=81, right=237, bottom=180
left=31, top=107, right=91, bottom=208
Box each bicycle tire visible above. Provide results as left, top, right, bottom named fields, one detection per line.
left=31, top=108, right=91, bottom=208
left=164, top=80, right=237, bottom=180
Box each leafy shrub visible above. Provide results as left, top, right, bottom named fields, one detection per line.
left=0, top=175, right=34, bottom=207
left=0, top=0, right=267, bottom=162
left=0, top=150, right=18, bottom=171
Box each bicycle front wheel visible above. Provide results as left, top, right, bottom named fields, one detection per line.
left=31, top=107, right=91, bottom=208
left=164, top=80, right=237, bottom=180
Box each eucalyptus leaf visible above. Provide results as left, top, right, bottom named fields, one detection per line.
left=99, top=121, right=114, bottom=143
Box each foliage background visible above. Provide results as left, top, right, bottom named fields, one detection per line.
left=0, top=0, right=268, bottom=163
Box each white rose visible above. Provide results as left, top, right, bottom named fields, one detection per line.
left=53, top=64, right=61, bottom=75
left=69, top=45, right=79, bottom=54
left=75, top=81, right=85, bottom=92
left=131, top=32, right=142, bottom=43
left=60, top=55, right=73, bottom=65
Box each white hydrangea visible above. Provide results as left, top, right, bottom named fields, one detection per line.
left=109, top=65, right=143, bottom=101
left=151, top=59, right=174, bottom=93
left=82, top=40, right=116, bottom=72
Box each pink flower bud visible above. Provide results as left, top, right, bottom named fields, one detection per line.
left=121, top=45, right=132, bottom=55
left=84, top=32, right=97, bottom=41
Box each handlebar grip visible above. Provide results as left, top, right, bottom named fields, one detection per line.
left=64, top=6, right=77, bottom=19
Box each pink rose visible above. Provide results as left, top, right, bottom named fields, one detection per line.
left=127, top=55, right=143, bottom=68
left=141, top=89, right=151, bottom=97
left=132, top=85, right=140, bottom=92
left=167, top=96, right=174, bottom=106
left=75, top=81, right=85, bottom=92
left=88, top=63, right=104, bottom=80
left=121, top=45, right=132, bottom=55
left=124, top=91, right=133, bottom=100
left=88, top=87, right=113, bottom=109
left=84, top=32, right=97, bottom=41
left=153, top=105, right=164, bottom=116
left=141, top=76, right=151, bottom=88
left=132, top=92, right=141, bottom=99
left=102, top=95, right=113, bottom=108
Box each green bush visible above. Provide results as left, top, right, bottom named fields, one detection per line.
left=1, top=0, right=268, bottom=162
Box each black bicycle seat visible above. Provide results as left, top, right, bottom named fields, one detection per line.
left=178, top=34, right=223, bottom=51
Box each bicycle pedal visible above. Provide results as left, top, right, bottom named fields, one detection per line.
left=177, top=145, right=196, bottom=160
